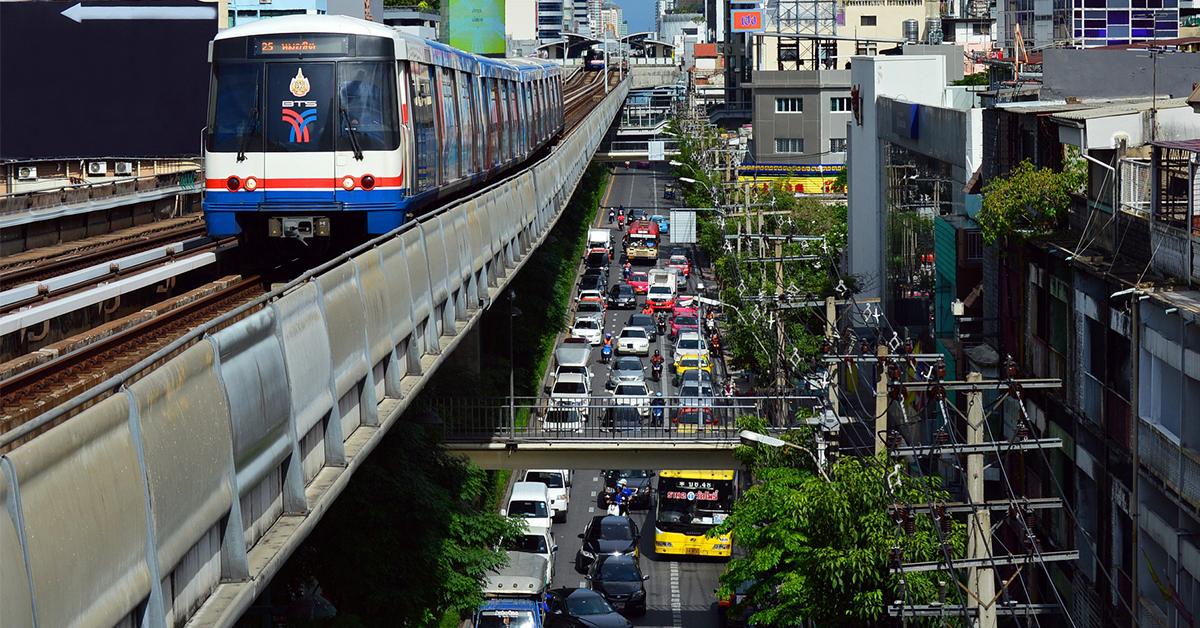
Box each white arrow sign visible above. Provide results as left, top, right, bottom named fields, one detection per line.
left=61, top=3, right=217, bottom=22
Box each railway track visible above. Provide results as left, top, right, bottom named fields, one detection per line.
left=564, top=70, right=606, bottom=132
left=0, top=275, right=265, bottom=450
left=0, top=219, right=209, bottom=287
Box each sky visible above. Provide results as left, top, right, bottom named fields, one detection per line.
left=611, top=0, right=655, bottom=35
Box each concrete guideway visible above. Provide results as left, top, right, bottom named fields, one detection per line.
left=0, top=83, right=629, bottom=628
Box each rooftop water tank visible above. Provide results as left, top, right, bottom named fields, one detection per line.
left=903, top=19, right=920, bottom=44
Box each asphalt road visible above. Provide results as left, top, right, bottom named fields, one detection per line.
left=541, top=163, right=729, bottom=628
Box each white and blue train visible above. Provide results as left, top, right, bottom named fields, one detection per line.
left=203, top=15, right=564, bottom=246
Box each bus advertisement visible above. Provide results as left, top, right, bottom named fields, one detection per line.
left=626, top=220, right=660, bottom=261
left=654, top=470, right=736, bottom=557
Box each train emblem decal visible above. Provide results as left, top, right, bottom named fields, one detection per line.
left=282, top=108, right=317, bottom=142
left=289, top=68, right=311, bottom=97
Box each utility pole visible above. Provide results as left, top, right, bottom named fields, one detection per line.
left=965, top=371, right=996, bottom=628
left=774, top=227, right=786, bottom=425
left=875, top=344, right=889, bottom=456
left=880, top=372, right=1076, bottom=625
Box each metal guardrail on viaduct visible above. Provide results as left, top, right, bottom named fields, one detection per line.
left=0, top=80, right=629, bottom=628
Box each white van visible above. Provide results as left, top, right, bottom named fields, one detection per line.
left=523, top=469, right=571, bottom=522
left=503, top=482, right=553, bottom=531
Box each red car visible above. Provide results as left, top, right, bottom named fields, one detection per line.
left=666, top=254, right=690, bottom=277
left=627, top=271, right=650, bottom=294
left=670, top=313, right=701, bottom=340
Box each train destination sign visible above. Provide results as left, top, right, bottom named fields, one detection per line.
left=252, top=34, right=349, bottom=56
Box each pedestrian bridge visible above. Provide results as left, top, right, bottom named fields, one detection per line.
left=0, top=81, right=629, bottom=628
left=437, top=395, right=811, bottom=470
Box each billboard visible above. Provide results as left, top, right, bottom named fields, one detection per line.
left=445, top=0, right=506, bottom=55
left=730, top=9, right=765, bottom=32
left=0, top=1, right=217, bottom=160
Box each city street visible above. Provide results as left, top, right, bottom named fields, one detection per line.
left=539, top=162, right=730, bottom=628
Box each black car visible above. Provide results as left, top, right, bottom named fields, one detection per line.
left=669, top=246, right=689, bottom=261
left=576, top=515, right=639, bottom=572
left=578, top=274, right=605, bottom=294
left=586, top=554, right=649, bottom=615
left=599, top=470, right=653, bottom=510
left=545, top=588, right=634, bottom=628
left=626, top=313, right=657, bottom=342
left=582, top=266, right=607, bottom=286
left=585, top=250, right=610, bottom=272
left=628, top=208, right=648, bottom=221
left=607, top=284, right=637, bottom=309
left=601, top=406, right=646, bottom=433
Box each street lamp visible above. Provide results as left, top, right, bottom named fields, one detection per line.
left=738, top=430, right=831, bottom=481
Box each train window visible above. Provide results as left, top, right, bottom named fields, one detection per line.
left=409, top=62, right=437, bottom=192
left=265, top=63, right=336, bottom=152
left=457, top=71, right=474, bottom=176
left=337, top=61, right=398, bottom=152
left=208, top=63, right=262, bottom=153
left=500, top=81, right=511, bottom=161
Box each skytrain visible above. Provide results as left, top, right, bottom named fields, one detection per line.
left=203, top=15, right=564, bottom=247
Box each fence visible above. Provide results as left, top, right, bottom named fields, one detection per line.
left=0, top=169, right=201, bottom=216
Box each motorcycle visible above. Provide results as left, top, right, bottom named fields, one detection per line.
left=710, top=332, right=721, bottom=350
left=600, top=343, right=613, bottom=364
left=617, top=214, right=625, bottom=229
left=651, top=361, right=663, bottom=382
left=656, top=315, right=667, bottom=336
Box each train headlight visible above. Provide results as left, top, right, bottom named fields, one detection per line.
left=342, top=176, right=356, bottom=190
left=360, top=174, right=376, bottom=190
left=226, top=176, right=241, bottom=192
left=243, top=177, right=258, bottom=191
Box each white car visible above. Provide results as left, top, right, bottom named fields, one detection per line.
left=570, top=316, right=603, bottom=345
left=616, top=326, right=650, bottom=355
left=613, top=381, right=652, bottom=416
left=575, top=300, right=606, bottom=324
left=672, top=331, right=710, bottom=366
left=507, top=525, right=557, bottom=587
left=550, top=372, right=591, bottom=408
left=524, top=469, right=571, bottom=523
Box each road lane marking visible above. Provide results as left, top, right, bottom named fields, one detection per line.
left=670, top=562, right=682, bottom=628
left=589, top=506, right=595, bottom=513
left=590, top=490, right=597, bottom=497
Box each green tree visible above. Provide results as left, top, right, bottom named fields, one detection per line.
left=978, top=154, right=1085, bottom=245
left=713, top=418, right=967, bottom=627
left=280, top=424, right=524, bottom=627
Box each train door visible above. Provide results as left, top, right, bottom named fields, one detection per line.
left=456, top=70, right=474, bottom=178
left=408, top=62, right=437, bottom=193
left=500, top=81, right=511, bottom=163
left=263, top=62, right=336, bottom=205
left=438, top=66, right=460, bottom=182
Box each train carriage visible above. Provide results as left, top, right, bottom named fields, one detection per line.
left=203, top=15, right=563, bottom=248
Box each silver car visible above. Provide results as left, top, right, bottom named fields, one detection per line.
left=607, top=356, right=646, bottom=389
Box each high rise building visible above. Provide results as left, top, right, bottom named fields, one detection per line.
left=537, top=1, right=565, bottom=40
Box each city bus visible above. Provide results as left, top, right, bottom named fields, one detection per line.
left=626, top=220, right=660, bottom=262
left=654, top=470, right=736, bottom=557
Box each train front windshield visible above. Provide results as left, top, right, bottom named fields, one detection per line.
left=207, top=37, right=398, bottom=154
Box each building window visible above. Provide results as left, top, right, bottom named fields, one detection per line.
left=775, top=138, right=804, bottom=154
left=965, top=230, right=983, bottom=260
left=775, top=97, right=803, bottom=113
left=830, top=97, right=851, bottom=112
left=972, top=22, right=988, bottom=35
left=856, top=42, right=877, bottom=55
left=861, top=15, right=877, bottom=26
left=830, top=138, right=847, bottom=153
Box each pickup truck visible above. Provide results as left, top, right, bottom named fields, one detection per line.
left=475, top=551, right=551, bottom=627
left=587, top=228, right=611, bottom=253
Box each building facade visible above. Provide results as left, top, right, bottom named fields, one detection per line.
left=746, top=70, right=853, bottom=168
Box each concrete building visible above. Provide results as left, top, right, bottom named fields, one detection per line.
left=995, top=0, right=1070, bottom=56
left=381, top=5, right=440, bottom=40
left=940, top=15, right=997, bottom=74
left=538, top=0, right=566, bottom=41
left=744, top=70, right=852, bottom=169
left=1070, top=0, right=1180, bottom=48
left=833, top=0, right=930, bottom=61
left=226, top=0, right=327, bottom=27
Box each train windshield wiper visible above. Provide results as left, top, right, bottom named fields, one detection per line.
left=340, top=108, right=364, bottom=161
left=235, top=80, right=261, bottom=163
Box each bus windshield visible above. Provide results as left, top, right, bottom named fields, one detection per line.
left=655, top=474, right=735, bottom=535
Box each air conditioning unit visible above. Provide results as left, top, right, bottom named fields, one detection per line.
left=88, top=161, right=107, bottom=176
left=114, top=161, right=133, bottom=176
left=17, top=166, right=37, bottom=180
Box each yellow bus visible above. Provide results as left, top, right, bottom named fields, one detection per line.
left=654, top=470, right=736, bottom=557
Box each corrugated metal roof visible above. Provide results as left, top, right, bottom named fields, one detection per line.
left=1151, top=139, right=1200, bottom=152
left=1050, top=97, right=1189, bottom=120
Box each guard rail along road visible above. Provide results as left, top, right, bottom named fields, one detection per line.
left=0, top=80, right=629, bottom=628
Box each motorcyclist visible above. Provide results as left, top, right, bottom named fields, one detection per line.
left=614, top=478, right=635, bottom=516
left=642, top=303, right=655, bottom=316
left=651, top=391, right=666, bottom=425
left=608, top=207, right=616, bottom=224
left=601, top=333, right=613, bottom=363
left=651, top=350, right=664, bottom=381
left=655, top=311, right=667, bottom=335
left=623, top=262, right=632, bottom=280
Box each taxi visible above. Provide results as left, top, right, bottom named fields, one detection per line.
left=673, top=353, right=712, bottom=378
left=651, top=214, right=670, bottom=233
left=663, top=184, right=675, bottom=199
left=626, top=270, right=650, bottom=294
left=673, top=407, right=717, bottom=433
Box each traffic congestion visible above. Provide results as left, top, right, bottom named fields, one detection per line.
left=475, top=164, right=742, bottom=628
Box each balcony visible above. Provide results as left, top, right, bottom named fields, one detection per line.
left=1138, top=419, right=1200, bottom=510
